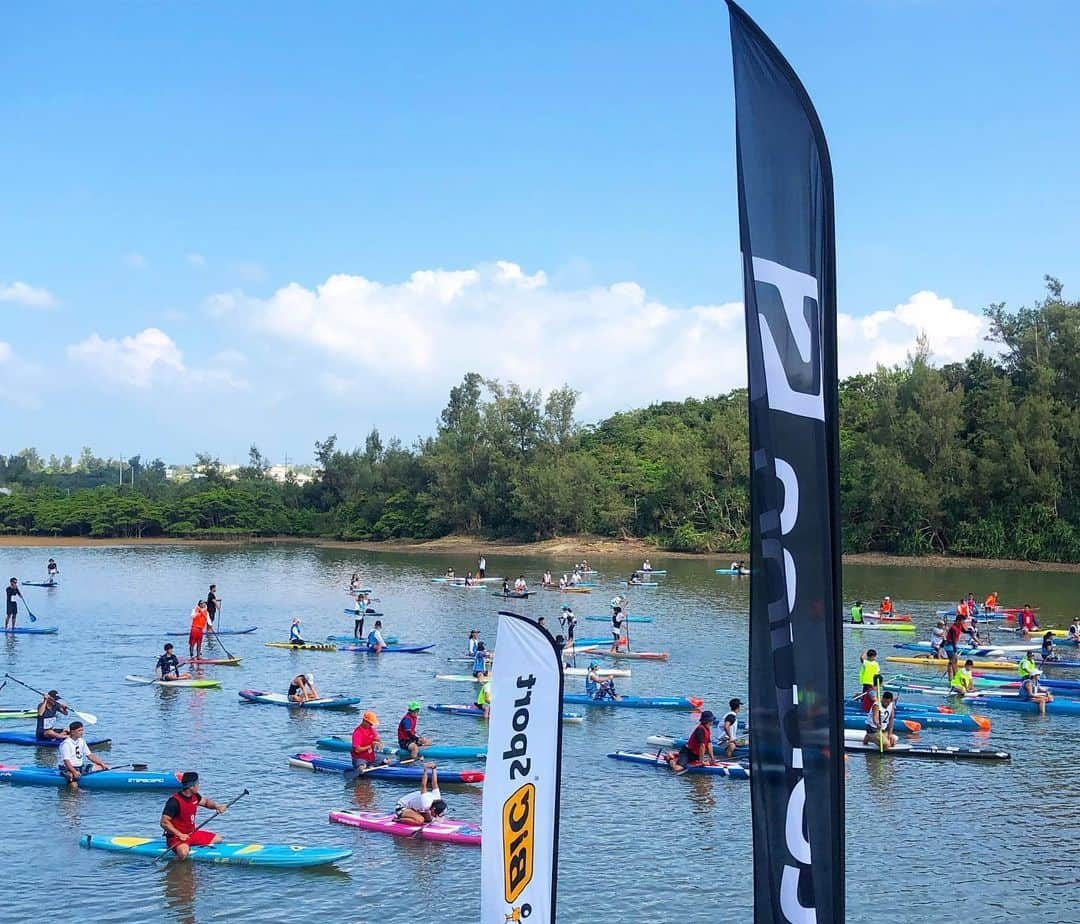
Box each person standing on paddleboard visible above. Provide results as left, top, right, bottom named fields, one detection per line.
left=351, top=711, right=390, bottom=770
left=36, top=690, right=69, bottom=742
left=160, top=772, right=227, bottom=859
left=666, top=710, right=717, bottom=773
left=559, top=604, right=577, bottom=644
left=395, top=763, right=447, bottom=824
left=47, top=558, right=59, bottom=579
left=397, top=702, right=431, bottom=759
left=156, top=643, right=191, bottom=680
left=206, top=584, right=220, bottom=628
left=859, top=650, right=881, bottom=710
left=478, top=555, right=486, bottom=579
left=471, top=642, right=489, bottom=680
left=5, top=578, right=24, bottom=631
left=58, top=721, right=109, bottom=783
left=188, top=600, right=209, bottom=659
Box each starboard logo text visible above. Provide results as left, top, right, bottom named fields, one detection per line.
left=501, top=673, right=537, bottom=909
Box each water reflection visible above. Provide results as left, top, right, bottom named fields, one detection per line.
left=163, top=862, right=198, bottom=924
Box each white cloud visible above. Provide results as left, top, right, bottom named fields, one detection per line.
left=209, top=262, right=992, bottom=420
left=67, top=328, right=247, bottom=391
left=125, top=251, right=147, bottom=269
left=837, top=290, right=992, bottom=374
left=0, top=281, right=56, bottom=308
left=186, top=253, right=206, bottom=268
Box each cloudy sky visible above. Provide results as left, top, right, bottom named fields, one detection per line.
left=3, top=2, right=1077, bottom=463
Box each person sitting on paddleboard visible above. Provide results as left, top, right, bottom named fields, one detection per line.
left=47, top=558, right=59, bottom=578
left=1017, top=663, right=1053, bottom=715
left=1069, top=618, right=1080, bottom=644
left=206, top=584, right=220, bottom=627
left=950, top=659, right=976, bottom=696
left=880, top=596, right=893, bottom=615
left=628, top=571, right=643, bottom=585
left=984, top=591, right=999, bottom=612
left=472, top=642, right=489, bottom=680
left=351, top=711, right=390, bottom=769
left=463, top=571, right=474, bottom=587
left=160, top=772, right=227, bottom=859
left=476, top=680, right=492, bottom=719
left=287, top=673, right=319, bottom=702
left=1018, top=604, right=1039, bottom=634
left=156, top=643, right=191, bottom=680
left=397, top=702, right=431, bottom=759
left=514, top=575, right=527, bottom=593
left=542, top=570, right=553, bottom=587
left=862, top=687, right=897, bottom=749
left=716, top=699, right=743, bottom=758
left=1042, top=631, right=1058, bottom=662
left=395, top=763, right=447, bottom=825
left=58, top=721, right=109, bottom=783
left=962, top=614, right=983, bottom=649
left=850, top=601, right=864, bottom=625
left=6, top=577, right=23, bottom=631
left=188, top=600, right=209, bottom=659
left=36, top=689, right=69, bottom=742
left=585, top=660, right=619, bottom=701
left=445, top=567, right=455, bottom=580
left=367, top=620, right=386, bottom=653
left=289, top=617, right=306, bottom=645
left=667, top=710, right=717, bottom=773
left=929, top=620, right=948, bottom=659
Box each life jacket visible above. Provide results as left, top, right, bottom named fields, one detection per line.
left=169, top=790, right=200, bottom=836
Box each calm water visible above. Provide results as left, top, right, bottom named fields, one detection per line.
left=0, top=545, right=1072, bottom=922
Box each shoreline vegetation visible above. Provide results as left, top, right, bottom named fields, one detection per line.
left=5, top=280, right=1080, bottom=563
left=1, top=532, right=1078, bottom=573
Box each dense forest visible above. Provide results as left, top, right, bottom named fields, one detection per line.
left=3, top=280, right=1080, bottom=561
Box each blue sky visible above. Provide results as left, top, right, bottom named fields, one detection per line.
left=3, top=1, right=1078, bottom=465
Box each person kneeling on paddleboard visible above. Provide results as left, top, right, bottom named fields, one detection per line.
left=585, top=660, right=619, bottom=701
left=289, top=617, right=306, bottom=646
left=161, top=772, right=227, bottom=859
left=950, top=660, right=976, bottom=696
left=667, top=710, right=717, bottom=774
left=58, top=721, right=109, bottom=782
left=476, top=680, right=492, bottom=719
left=395, top=763, right=447, bottom=825
left=929, top=620, right=947, bottom=659
left=716, top=699, right=743, bottom=758
left=397, top=702, right=432, bottom=759
left=288, top=673, right=319, bottom=703
left=352, top=711, right=391, bottom=770
left=862, top=689, right=898, bottom=750
left=156, top=643, right=191, bottom=681
left=1041, top=632, right=1058, bottom=662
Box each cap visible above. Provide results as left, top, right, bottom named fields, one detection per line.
left=47, top=689, right=59, bottom=698
left=1030, top=669, right=1044, bottom=676
left=180, top=771, right=199, bottom=787
left=363, top=711, right=379, bottom=725
left=407, top=701, right=421, bottom=712
left=589, top=659, right=600, bottom=668
left=561, top=604, right=570, bottom=611
left=699, top=710, right=716, bottom=724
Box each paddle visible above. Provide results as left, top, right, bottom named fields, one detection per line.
left=19, top=591, right=37, bottom=623
left=86, top=762, right=150, bottom=774
left=4, top=674, right=97, bottom=725
left=153, top=788, right=249, bottom=864
left=345, top=756, right=419, bottom=783
left=206, top=622, right=236, bottom=661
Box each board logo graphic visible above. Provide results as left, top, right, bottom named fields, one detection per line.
left=502, top=782, right=535, bottom=903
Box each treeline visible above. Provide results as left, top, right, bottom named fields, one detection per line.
left=3, top=279, right=1080, bottom=561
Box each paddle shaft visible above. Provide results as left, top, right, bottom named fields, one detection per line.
left=17, top=590, right=36, bottom=623
left=345, top=755, right=420, bottom=782
left=153, top=788, right=249, bottom=863
left=207, top=621, right=235, bottom=660
left=3, top=673, right=96, bottom=724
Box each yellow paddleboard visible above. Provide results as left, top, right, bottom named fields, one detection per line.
left=886, top=655, right=1016, bottom=670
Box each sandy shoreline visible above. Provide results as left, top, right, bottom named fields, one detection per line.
left=0, top=533, right=1075, bottom=572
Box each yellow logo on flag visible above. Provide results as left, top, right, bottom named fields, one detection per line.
left=502, top=783, right=534, bottom=903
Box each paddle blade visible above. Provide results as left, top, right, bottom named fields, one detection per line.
left=74, top=709, right=98, bottom=725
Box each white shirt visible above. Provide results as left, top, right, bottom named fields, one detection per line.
left=371, top=629, right=385, bottom=645
left=58, top=736, right=93, bottom=769
left=397, top=787, right=442, bottom=813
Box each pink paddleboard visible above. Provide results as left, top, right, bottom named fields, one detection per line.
left=329, top=810, right=481, bottom=846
